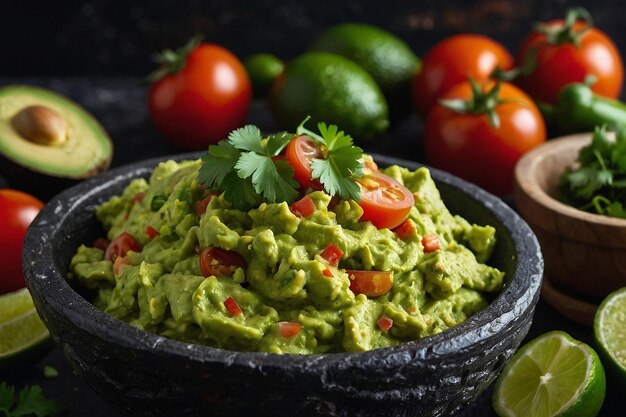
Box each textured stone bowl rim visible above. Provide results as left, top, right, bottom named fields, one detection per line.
left=515, top=133, right=626, bottom=230
left=24, top=152, right=543, bottom=372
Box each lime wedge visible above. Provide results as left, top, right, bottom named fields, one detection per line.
left=0, top=288, right=51, bottom=372
left=493, top=330, right=605, bottom=417
left=594, top=287, right=626, bottom=384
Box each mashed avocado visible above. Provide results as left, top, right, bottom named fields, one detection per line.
left=68, top=159, right=504, bottom=354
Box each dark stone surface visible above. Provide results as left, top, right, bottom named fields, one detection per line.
left=22, top=145, right=542, bottom=416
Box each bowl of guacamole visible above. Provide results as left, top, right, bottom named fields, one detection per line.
left=24, top=149, right=542, bottom=417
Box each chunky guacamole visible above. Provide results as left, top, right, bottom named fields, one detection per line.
left=68, top=159, right=504, bottom=354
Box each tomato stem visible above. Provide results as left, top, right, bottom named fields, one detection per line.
left=144, top=35, right=203, bottom=84
left=534, top=7, right=594, bottom=46
left=438, top=78, right=504, bottom=128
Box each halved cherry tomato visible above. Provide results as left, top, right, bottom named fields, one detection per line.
left=393, top=219, right=415, bottom=240
left=421, top=233, right=441, bottom=253
left=145, top=226, right=160, bottom=240
left=93, top=238, right=110, bottom=251
left=356, top=171, right=414, bottom=230
left=377, top=315, right=394, bottom=332
left=320, top=243, right=343, bottom=267
left=285, top=135, right=324, bottom=190
left=223, top=296, right=243, bottom=316
left=113, top=256, right=129, bottom=277
left=278, top=321, right=302, bottom=338
left=199, top=246, right=247, bottom=277
left=347, top=270, right=393, bottom=297
left=104, top=232, right=141, bottom=262
left=289, top=195, right=316, bottom=218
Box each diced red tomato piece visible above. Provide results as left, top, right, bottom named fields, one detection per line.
left=320, top=243, right=343, bottom=267
left=194, top=194, right=215, bottom=216
left=113, top=256, right=129, bottom=277
left=278, top=321, right=302, bottom=338
left=322, top=268, right=333, bottom=278
left=347, top=270, right=393, bottom=297
left=145, top=226, right=160, bottom=240
left=199, top=247, right=247, bottom=277
left=132, top=192, right=146, bottom=203
left=393, top=219, right=415, bottom=240
left=421, top=233, right=441, bottom=253
left=93, top=238, right=110, bottom=251
left=289, top=195, right=316, bottom=218
left=377, top=315, right=394, bottom=332
left=224, top=296, right=243, bottom=316
left=104, top=232, right=141, bottom=262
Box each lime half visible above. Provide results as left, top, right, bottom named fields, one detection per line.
left=0, top=288, right=51, bottom=372
left=493, top=330, right=605, bottom=417
left=594, top=287, right=626, bottom=384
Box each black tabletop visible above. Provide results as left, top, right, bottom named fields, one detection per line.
left=0, top=78, right=620, bottom=417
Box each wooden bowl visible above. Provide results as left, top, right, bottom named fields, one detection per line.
left=514, top=133, right=626, bottom=324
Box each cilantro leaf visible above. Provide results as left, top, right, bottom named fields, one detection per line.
left=235, top=152, right=299, bottom=203
left=221, top=172, right=262, bottom=210
left=0, top=383, right=15, bottom=413
left=199, top=141, right=241, bottom=188
left=228, top=125, right=264, bottom=153
left=266, top=132, right=294, bottom=156
left=0, top=384, right=62, bottom=417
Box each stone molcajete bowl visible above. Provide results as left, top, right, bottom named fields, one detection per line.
left=23, top=153, right=543, bottom=417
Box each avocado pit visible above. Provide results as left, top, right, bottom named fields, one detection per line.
left=12, top=105, right=67, bottom=146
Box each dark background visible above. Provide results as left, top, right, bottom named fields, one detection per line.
left=1, top=1, right=623, bottom=416
left=1, top=0, right=625, bottom=77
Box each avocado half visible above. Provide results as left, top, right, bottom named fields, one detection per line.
left=0, top=85, right=113, bottom=200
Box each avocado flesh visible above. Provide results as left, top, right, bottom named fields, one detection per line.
left=0, top=85, right=112, bottom=179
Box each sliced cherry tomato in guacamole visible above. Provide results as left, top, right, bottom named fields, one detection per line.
left=290, top=195, right=315, bottom=217
left=285, top=135, right=324, bottom=190
left=145, top=226, right=160, bottom=240
left=320, top=243, right=343, bottom=267
left=199, top=247, right=247, bottom=278
left=194, top=194, right=215, bottom=216
left=421, top=233, right=441, bottom=253
left=113, top=256, right=129, bottom=277
left=104, top=232, right=141, bottom=262
left=93, top=238, right=110, bottom=251
left=377, top=315, right=394, bottom=332
left=224, top=296, right=243, bottom=316
left=278, top=321, right=302, bottom=338
left=347, top=270, right=393, bottom=297
left=356, top=171, right=414, bottom=230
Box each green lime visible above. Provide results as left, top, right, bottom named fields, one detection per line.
left=310, top=23, right=420, bottom=120
left=269, top=52, right=389, bottom=141
left=493, top=330, right=605, bottom=417
left=594, top=287, right=626, bottom=387
left=243, top=53, right=285, bottom=97
left=0, top=288, right=51, bottom=373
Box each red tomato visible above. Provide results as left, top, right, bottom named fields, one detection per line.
left=194, top=194, right=215, bottom=217
left=377, top=315, right=394, bottom=333
left=412, top=34, right=513, bottom=115
left=289, top=195, right=316, bottom=218
left=223, top=296, right=243, bottom=316
left=199, top=246, right=247, bottom=278
left=516, top=19, right=623, bottom=104
left=320, top=243, right=343, bottom=267
left=113, top=256, right=129, bottom=277
left=393, top=219, right=415, bottom=240
left=0, top=190, right=43, bottom=294
left=104, top=232, right=141, bottom=262
left=347, top=270, right=393, bottom=297
left=322, top=268, right=334, bottom=278
left=93, top=238, right=110, bottom=251
left=356, top=171, right=414, bottom=230
left=424, top=81, right=546, bottom=196
left=278, top=321, right=302, bottom=338
left=285, top=135, right=324, bottom=190
left=421, top=233, right=441, bottom=253
left=148, top=42, right=252, bottom=150
left=145, top=226, right=160, bottom=240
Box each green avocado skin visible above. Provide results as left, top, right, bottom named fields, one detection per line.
left=269, top=52, right=390, bottom=141
left=68, top=160, right=504, bottom=354
left=310, top=23, right=421, bottom=120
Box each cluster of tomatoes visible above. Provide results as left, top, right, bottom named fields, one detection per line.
left=412, top=11, right=623, bottom=195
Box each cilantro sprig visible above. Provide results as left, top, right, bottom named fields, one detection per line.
left=296, top=118, right=364, bottom=201
left=198, top=119, right=364, bottom=209
left=0, top=383, right=62, bottom=417
left=559, top=125, right=626, bottom=219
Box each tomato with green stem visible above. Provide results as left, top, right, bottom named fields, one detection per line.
left=516, top=7, right=623, bottom=104
left=0, top=189, right=44, bottom=294
left=147, top=37, right=252, bottom=150
left=412, top=34, right=513, bottom=115
left=424, top=80, right=546, bottom=196
left=199, top=247, right=247, bottom=278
